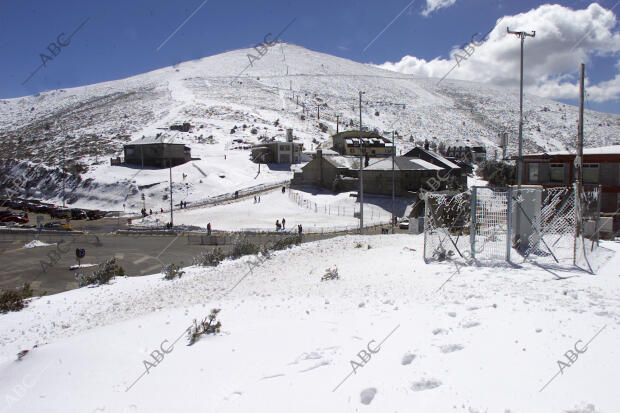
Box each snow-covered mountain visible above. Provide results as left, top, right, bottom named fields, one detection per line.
left=1, top=43, right=618, bottom=209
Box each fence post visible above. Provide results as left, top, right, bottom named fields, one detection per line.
left=506, top=187, right=512, bottom=262
left=470, top=187, right=477, bottom=260
left=596, top=184, right=602, bottom=247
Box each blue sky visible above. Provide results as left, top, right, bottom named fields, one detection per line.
left=1, top=0, right=618, bottom=114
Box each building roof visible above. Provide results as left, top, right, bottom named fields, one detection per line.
left=333, top=130, right=385, bottom=140
left=323, top=155, right=359, bottom=169
left=253, top=140, right=303, bottom=148
left=524, top=145, right=620, bottom=158
left=127, top=134, right=186, bottom=145
left=405, top=147, right=460, bottom=169
left=364, top=157, right=445, bottom=171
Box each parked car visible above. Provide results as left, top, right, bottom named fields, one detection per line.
left=43, top=221, right=65, bottom=230
left=0, top=213, right=28, bottom=224
left=71, top=208, right=88, bottom=220
left=3, top=200, right=23, bottom=209
left=34, top=204, right=56, bottom=214
left=398, top=219, right=410, bottom=230
left=86, top=209, right=106, bottom=220
left=50, top=208, right=71, bottom=219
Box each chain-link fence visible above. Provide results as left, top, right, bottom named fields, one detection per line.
left=423, top=192, right=471, bottom=263
left=424, top=184, right=604, bottom=273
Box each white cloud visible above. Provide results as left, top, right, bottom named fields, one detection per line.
left=377, top=3, right=620, bottom=103
left=422, top=0, right=457, bottom=16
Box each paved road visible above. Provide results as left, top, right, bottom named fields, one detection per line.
left=0, top=224, right=408, bottom=296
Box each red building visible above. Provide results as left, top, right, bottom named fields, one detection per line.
left=521, top=145, right=620, bottom=221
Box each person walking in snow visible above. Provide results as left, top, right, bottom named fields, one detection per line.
left=298, top=224, right=303, bottom=234
left=254, top=195, right=257, bottom=203
left=282, top=217, right=286, bottom=230
left=258, top=196, right=261, bottom=203
left=207, top=222, right=212, bottom=235
left=282, top=186, right=286, bottom=194
left=276, top=220, right=281, bottom=231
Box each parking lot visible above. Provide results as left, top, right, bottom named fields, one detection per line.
left=0, top=231, right=218, bottom=295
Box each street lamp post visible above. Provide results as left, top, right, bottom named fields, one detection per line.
left=359, top=91, right=365, bottom=233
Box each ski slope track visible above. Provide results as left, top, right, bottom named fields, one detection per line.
left=0, top=43, right=619, bottom=211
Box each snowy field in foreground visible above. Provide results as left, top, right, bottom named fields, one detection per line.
left=1, top=234, right=619, bottom=412
left=136, top=188, right=394, bottom=231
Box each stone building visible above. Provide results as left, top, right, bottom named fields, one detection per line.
left=123, top=134, right=191, bottom=168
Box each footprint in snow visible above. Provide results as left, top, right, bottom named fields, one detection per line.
left=440, top=344, right=464, bottom=353
left=462, top=321, right=480, bottom=329
left=360, top=388, right=377, bottom=405
left=401, top=353, right=417, bottom=365
left=410, top=378, right=442, bottom=391
left=448, top=312, right=457, bottom=318
left=432, top=328, right=447, bottom=335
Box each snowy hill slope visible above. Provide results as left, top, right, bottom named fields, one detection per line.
left=1, top=43, right=619, bottom=209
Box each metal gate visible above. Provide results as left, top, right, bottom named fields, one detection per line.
left=470, top=187, right=511, bottom=261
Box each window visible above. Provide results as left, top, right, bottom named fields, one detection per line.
left=528, top=163, right=539, bottom=183
left=583, top=164, right=599, bottom=184
left=550, top=163, right=564, bottom=183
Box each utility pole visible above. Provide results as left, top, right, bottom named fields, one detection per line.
left=317, top=105, right=320, bottom=120
left=336, top=115, right=340, bottom=134
left=577, top=63, right=585, bottom=192
left=62, top=137, right=66, bottom=208
left=359, top=91, right=365, bottom=233
left=507, top=26, right=535, bottom=251
left=507, top=27, right=535, bottom=188
left=169, top=160, right=173, bottom=227
left=575, top=63, right=585, bottom=257
left=391, top=131, right=395, bottom=233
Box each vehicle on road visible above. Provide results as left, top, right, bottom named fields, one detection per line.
left=43, top=221, right=66, bottom=230
left=398, top=219, right=410, bottom=230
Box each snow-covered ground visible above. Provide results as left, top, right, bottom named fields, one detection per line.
left=1, top=234, right=619, bottom=412
left=136, top=188, right=394, bottom=231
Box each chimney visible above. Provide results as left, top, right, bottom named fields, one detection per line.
left=286, top=128, right=293, bottom=142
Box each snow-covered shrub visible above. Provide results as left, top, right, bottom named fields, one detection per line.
left=0, top=283, right=32, bottom=313
left=250, top=128, right=258, bottom=134
left=321, top=266, right=339, bottom=281
left=162, top=263, right=185, bottom=280
left=270, top=235, right=301, bottom=251
left=76, top=258, right=125, bottom=287
left=188, top=308, right=222, bottom=345
left=192, top=248, right=226, bottom=267
left=354, top=242, right=363, bottom=248
left=231, top=237, right=260, bottom=258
